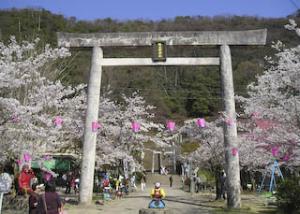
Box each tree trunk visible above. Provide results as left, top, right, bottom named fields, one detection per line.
left=220, top=44, right=241, bottom=208
left=79, top=46, right=103, bottom=204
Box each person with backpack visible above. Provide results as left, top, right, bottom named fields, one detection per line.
left=149, top=182, right=166, bottom=208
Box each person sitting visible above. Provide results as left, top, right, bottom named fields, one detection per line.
left=149, top=182, right=166, bottom=208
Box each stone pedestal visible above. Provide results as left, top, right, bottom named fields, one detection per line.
left=139, top=208, right=172, bottom=214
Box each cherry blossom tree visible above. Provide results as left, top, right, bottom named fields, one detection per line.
left=95, top=92, right=163, bottom=175
left=237, top=19, right=300, bottom=169
left=0, top=37, right=86, bottom=165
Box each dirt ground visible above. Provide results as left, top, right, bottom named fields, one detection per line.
left=2, top=185, right=273, bottom=214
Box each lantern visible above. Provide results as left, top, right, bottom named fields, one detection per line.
left=196, top=118, right=206, bottom=128
left=152, top=41, right=167, bottom=62
left=92, top=121, right=101, bottom=132
left=167, top=120, right=175, bottom=131
left=54, top=116, right=63, bottom=127
left=271, top=146, right=279, bottom=157
left=131, top=121, right=140, bottom=133
left=231, top=148, right=238, bottom=156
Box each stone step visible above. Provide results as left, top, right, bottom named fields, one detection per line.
left=139, top=208, right=172, bottom=214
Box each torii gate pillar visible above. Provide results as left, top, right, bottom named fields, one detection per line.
left=80, top=46, right=103, bottom=204
left=220, top=44, right=240, bottom=207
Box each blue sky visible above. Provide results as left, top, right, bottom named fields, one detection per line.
left=0, top=0, right=297, bottom=21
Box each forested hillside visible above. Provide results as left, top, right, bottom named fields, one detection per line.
left=1, top=8, right=299, bottom=121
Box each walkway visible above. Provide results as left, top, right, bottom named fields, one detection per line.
left=64, top=184, right=215, bottom=214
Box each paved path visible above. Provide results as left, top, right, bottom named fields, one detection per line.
left=64, top=185, right=215, bottom=214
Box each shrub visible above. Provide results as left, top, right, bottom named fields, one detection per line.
left=276, top=176, right=300, bottom=214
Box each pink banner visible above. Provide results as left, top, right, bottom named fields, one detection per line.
left=23, top=152, right=31, bottom=162
left=196, top=118, right=206, bottom=128
left=92, top=121, right=101, bottom=132
left=271, top=146, right=279, bottom=157
left=167, top=121, right=175, bottom=131
left=54, top=116, right=63, bottom=127
left=231, top=148, right=238, bottom=156
left=131, top=121, right=141, bottom=133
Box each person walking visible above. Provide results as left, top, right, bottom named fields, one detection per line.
left=37, top=181, right=62, bottom=214
left=220, top=170, right=227, bottom=200
left=141, top=173, right=146, bottom=191
left=28, top=183, right=39, bottom=214
left=169, top=175, right=173, bottom=187
left=65, top=171, right=72, bottom=194
left=130, top=174, right=137, bottom=191
left=195, top=176, right=202, bottom=193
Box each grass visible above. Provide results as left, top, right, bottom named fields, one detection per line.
left=206, top=192, right=278, bottom=214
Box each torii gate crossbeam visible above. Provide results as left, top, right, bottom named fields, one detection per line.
left=57, top=29, right=267, bottom=209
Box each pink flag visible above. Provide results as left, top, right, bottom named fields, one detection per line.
left=92, top=121, right=101, bottom=132
left=54, top=116, right=63, bottom=127
left=196, top=118, right=206, bottom=128
left=167, top=121, right=175, bottom=131
left=271, top=146, right=279, bottom=157
left=231, top=148, right=238, bottom=156
left=131, top=121, right=141, bottom=133
left=23, top=152, right=31, bottom=162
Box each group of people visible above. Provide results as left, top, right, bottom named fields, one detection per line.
left=95, top=172, right=132, bottom=200
left=18, top=164, right=63, bottom=214
left=62, top=171, right=80, bottom=195
left=159, top=166, right=169, bottom=175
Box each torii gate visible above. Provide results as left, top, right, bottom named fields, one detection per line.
left=57, top=29, right=267, bottom=208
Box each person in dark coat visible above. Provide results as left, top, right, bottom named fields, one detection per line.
left=169, top=175, right=173, bottom=187
left=28, top=183, right=39, bottom=214
left=37, top=181, right=62, bottom=214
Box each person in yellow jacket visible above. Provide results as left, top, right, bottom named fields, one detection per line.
left=151, top=182, right=166, bottom=198
left=149, top=182, right=166, bottom=208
